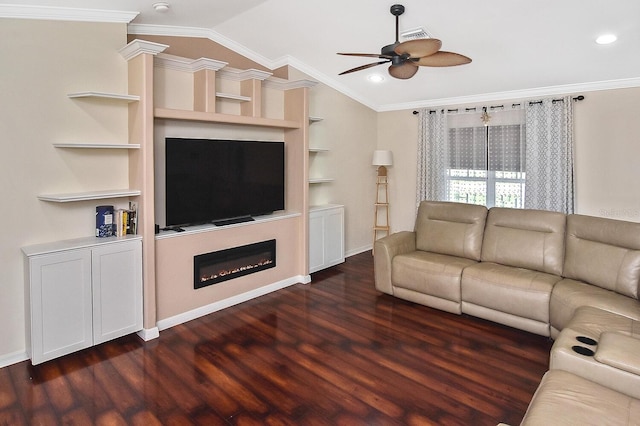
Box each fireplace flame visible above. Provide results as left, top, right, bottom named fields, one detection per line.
left=200, top=258, right=274, bottom=283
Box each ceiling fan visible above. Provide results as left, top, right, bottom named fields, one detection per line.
left=338, top=4, right=471, bottom=79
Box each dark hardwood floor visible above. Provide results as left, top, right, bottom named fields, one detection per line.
left=0, top=252, right=552, bottom=425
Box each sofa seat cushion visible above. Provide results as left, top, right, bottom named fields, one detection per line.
left=392, top=251, right=477, bottom=304
left=550, top=278, right=640, bottom=333
left=461, top=262, right=561, bottom=323
left=520, top=370, right=640, bottom=425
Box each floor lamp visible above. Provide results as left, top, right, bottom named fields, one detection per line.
left=372, top=150, right=393, bottom=253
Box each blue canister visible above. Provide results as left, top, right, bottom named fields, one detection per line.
left=96, top=205, right=115, bottom=237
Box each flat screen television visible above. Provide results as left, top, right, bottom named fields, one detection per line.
left=165, top=138, right=285, bottom=227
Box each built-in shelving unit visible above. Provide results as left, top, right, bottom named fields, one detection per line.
left=37, top=189, right=141, bottom=203
left=308, top=116, right=333, bottom=187
left=37, top=91, right=141, bottom=204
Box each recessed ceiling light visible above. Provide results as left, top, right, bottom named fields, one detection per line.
left=368, top=74, right=385, bottom=83
left=153, top=2, right=170, bottom=12
left=596, top=34, right=617, bottom=45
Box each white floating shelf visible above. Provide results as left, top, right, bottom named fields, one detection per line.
left=38, top=189, right=141, bottom=203
left=215, top=92, right=251, bottom=102
left=309, top=148, right=329, bottom=153
left=309, top=116, right=324, bottom=123
left=54, top=143, right=141, bottom=149
left=67, top=92, right=140, bottom=102
left=308, top=178, right=334, bottom=184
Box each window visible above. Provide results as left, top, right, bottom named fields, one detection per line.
left=445, top=110, right=525, bottom=208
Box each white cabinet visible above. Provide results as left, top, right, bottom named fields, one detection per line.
left=309, top=205, right=345, bottom=273
left=23, top=237, right=142, bottom=364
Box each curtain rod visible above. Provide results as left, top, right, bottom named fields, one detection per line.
left=412, top=95, right=585, bottom=115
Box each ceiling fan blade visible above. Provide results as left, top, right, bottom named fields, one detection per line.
left=339, top=60, right=390, bottom=75
left=388, top=62, right=418, bottom=79
left=394, top=39, right=442, bottom=58
left=414, top=51, right=472, bottom=67
left=338, top=53, right=394, bottom=59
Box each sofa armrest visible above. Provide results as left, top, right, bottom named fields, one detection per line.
left=595, top=331, right=640, bottom=376
left=374, top=231, right=416, bottom=295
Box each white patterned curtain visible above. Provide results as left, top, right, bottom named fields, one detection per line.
left=416, top=108, right=447, bottom=206
left=524, top=96, right=575, bottom=213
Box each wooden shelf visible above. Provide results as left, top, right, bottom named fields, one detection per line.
left=309, top=178, right=334, bottom=184
left=38, top=189, right=141, bottom=203
left=67, top=92, right=140, bottom=102
left=154, top=108, right=300, bottom=129
left=215, top=92, right=251, bottom=102
left=53, top=143, right=140, bottom=149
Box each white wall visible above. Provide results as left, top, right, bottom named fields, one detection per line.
left=0, top=19, right=129, bottom=364
left=378, top=87, right=640, bottom=232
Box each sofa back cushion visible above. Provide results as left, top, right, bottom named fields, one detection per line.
left=414, top=201, right=488, bottom=261
left=564, top=214, right=640, bottom=299
left=481, top=207, right=566, bottom=275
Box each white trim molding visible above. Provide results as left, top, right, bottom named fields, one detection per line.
left=0, top=4, right=138, bottom=23
left=137, top=327, right=160, bottom=341
left=377, top=77, right=640, bottom=111
left=0, top=350, right=28, bottom=369
left=120, top=39, right=169, bottom=61
left=156, top=276, right=309, bottom=331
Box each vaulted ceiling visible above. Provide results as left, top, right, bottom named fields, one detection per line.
left=2, top=0, right=639, bottom=111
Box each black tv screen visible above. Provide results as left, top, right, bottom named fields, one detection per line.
left=165, top=138, right=285, bottom=227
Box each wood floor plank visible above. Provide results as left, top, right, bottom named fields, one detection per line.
left=0, top=252, right=552, bottom=425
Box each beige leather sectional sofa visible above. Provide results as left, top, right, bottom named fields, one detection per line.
left=374, top=200, right=640, bottom=425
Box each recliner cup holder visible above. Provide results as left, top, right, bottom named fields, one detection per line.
left=576, top=336, right=598, bottom=346
left=572, top=345, right=595, bottom=356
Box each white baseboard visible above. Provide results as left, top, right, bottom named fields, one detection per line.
left=156, top=275, right=307, bottom=331
left=0, top=350, right=28, bottom=368
left=346, top=244, right=373, bottom=257
left=137, top=327, right=160, bottom=341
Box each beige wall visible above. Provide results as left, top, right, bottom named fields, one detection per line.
left=378, top=87, right=640, bottom=232
left=573, top=87, right=640, bottom=221
left=0, top=19, right=129, bottom=361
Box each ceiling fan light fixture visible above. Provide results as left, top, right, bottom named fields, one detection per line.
left=336, top=4, right=470, bottom=80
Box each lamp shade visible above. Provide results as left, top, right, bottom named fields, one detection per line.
left=372, top=150, right=393, bottom=166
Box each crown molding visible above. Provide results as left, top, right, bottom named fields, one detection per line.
left=377, top=77, right=640, bottom=112
left=0, top=4, right=138, bottom=23
left=218, top=68, right=272, bottom=81
left=263, top=77, right=318, bottom=91
left=119, top=39, right=168, bottom=61
left=155, top=53, right=227, bottom=72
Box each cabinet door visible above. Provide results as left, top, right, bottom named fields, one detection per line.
left=309, top=212, right=326, bottom=273
left=29, top=250, right=93, bottom=364
left=324, top=207, right=345, bottom=267
left=92, top=240, right=143, bottom=344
